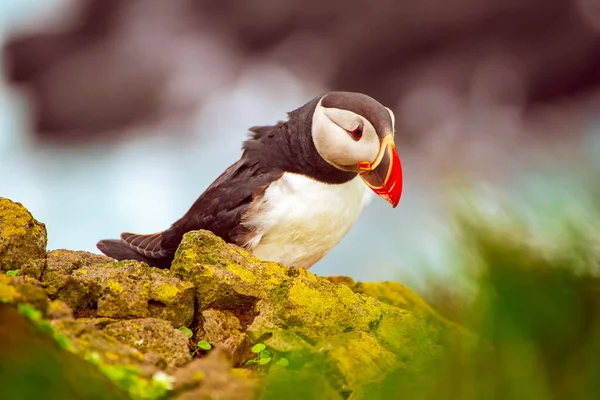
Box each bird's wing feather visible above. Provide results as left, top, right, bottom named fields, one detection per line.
left=98, top=128, right=284, bottom=266
left=160, top=158, right=284, bottom=252
left=121, top=232, right=169, bottom=258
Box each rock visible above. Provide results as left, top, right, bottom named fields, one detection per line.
left=0, top=275, right=48, bottom=315
left=103, top=318, right=192, bottom=369
left=0, top=198, right=47, bottom=274
left=42, top=249, right=113, bottom=297
left=47, top=299, right=74, bottom=320
left=54, top=259, right=195, bottom=326
left=201, top=309, right=249, bottom=365
left=0, top=199, right=473, bottom=399
left=171, top=348, right=256, bottom=400
left=52, top=319, right=155, bottom=372
left=350, top=281, right=437, bottom=314
left=0, top=303, right=130, bottom=400
left=313, top=331, right=398, bottom=390
left=172, top=230, right=465, bottom=393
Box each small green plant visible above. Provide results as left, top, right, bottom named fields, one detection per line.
left=251, top=343, right=266, bottom=353
left=179, top=327, right=212, bottom=356
left=275, top=358, right=289, bottom=367
left=178, top=326, right=193, bottom=338
left=197, top=340, right=212, bottom=351
left=245, top=343, right=289, bottom=368
left=6, top=269, right=19, bottom=276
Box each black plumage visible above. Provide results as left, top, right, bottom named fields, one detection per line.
left=97, top=93, right=360, bottom=268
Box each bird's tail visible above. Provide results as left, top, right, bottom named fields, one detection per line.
left=96, top=234, right=173, bottom=269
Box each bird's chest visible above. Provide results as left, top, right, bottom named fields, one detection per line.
left=246, top=173, right=371, bottom=269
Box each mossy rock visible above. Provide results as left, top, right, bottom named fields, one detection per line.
left=47, top=299, right=74, bottom=320
left=171, top=348, right=256, bottom=400
left=201, top=309, right=249, bottom=366
left=52, top=319, right=154, bottom=372
left=171, top=230, right=465, bottom=393
left=0, top=274, right=48, bottom=315
left=42, top=249, right=114, bottom=297
left=103, top=318, right=192, bottom=369
left=0, top=198, right=477, bottom=399
left=54, top=259, right=195, bottom=327
left=0, top=198, right=47, bottom=275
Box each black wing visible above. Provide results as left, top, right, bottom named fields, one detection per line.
left=162, top=159, right=283, bottom=251
left=97, top=157, right=283, bottom=267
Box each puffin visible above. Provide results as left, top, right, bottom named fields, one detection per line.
left=97, top=91, right=402, bottom=269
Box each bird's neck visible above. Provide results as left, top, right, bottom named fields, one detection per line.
left=242, top=97, right=356, bottom=185
left=280, top=121, right=357, bottom=184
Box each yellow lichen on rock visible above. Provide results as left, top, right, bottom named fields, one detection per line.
left=320, top=331, right=398, bottom=390
left=0, top=198, right=37, bottom=237
left=52, top=260, right=195, bottom=327
left=225, top=262, right=258, bottom=285
left=156, top=283, right=180, bottom=302
left=0, top=275, right=19, bottom=302
left=0, top=198, right=47, bottom=273
left=107, top=280, right=124, bottom=293
left=0, top=274, right=48, bottom=313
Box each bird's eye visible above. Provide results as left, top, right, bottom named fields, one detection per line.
left=348, top=123, right=363, bottom=141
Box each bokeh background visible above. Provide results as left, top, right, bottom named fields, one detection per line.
left=1, top=0, right=600, bottom=293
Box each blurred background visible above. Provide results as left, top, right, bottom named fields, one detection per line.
left=1, top=0, right=600, bottom=292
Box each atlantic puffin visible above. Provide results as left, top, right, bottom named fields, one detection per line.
left=97, top=92, right=402, bottom=269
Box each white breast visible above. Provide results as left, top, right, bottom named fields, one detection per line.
left=245, top=173, right=373, bottom=269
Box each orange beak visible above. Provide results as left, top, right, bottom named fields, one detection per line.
left=357, top=135, right=403, bottom=208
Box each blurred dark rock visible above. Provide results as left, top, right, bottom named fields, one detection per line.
left=2, top=0, right=600, bottom=145
left=2, top=0, right=240, bottom=143
left=0, top=303, right=130, bottom=400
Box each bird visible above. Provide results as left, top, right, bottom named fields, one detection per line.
left=97, top=91, right=403, bottom=269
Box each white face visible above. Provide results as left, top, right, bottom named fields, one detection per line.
left=311, top=98, right=395, bottom=172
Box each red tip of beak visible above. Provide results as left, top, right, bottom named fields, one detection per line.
left=359, top=140, right=403, bottom=208
left=370, top=148, right=403, bottom=208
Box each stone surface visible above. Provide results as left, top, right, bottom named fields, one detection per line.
left=201, top=309, right=249, bottom=366
left=0, top=199, right=472, bottom=399
left=47, top=299, right=74, bottom=320
left=52, top=259, right=195, bottom=326
left=52, top=319, right=156, bottom=373
left=103, top=318, right=192, bottom=369
left=0, top=198, right=47, bottom=274
left=0, top=275, right=48, bottom=315
left=42, top=249, right=113, bottom=297
left=171, top=230, right=467, bottom=393
left=171, top=348, right=256, bottom=400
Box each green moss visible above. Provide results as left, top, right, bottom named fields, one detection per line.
left=85, top=352, right=172, bottom=399
left=320, top=332, right=398, bottom=389
left=281, top=280, right=381, bottom=336
left=354, top=282, right=431, bottom=313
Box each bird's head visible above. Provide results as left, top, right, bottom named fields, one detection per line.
left=311, top=92, right=403, bottom=208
